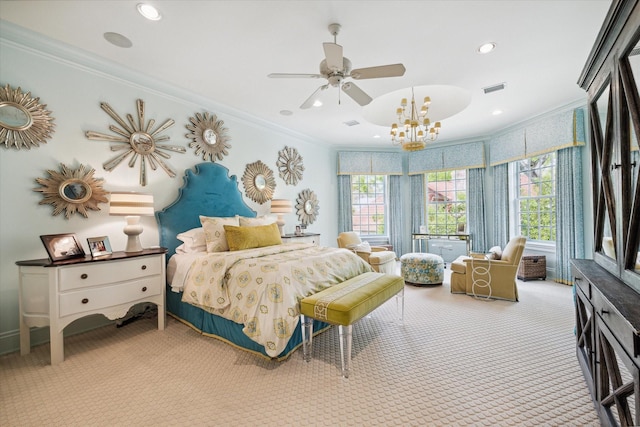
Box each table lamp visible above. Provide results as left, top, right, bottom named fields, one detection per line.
left=270, top=199, right=292, bottom=236
left=109, top=192, right=155, bottom=252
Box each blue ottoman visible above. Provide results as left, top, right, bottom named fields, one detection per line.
left=400, top=253, right=445, bottom=286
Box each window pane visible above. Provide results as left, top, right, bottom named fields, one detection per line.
left=351, top=175, right=387, bottom=236
left=426, top=169, right=467, bottom=234
left=516, top=153, right=556, bottom=242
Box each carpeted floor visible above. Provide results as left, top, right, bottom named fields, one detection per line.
left=1, top=270, right=599, bottom=426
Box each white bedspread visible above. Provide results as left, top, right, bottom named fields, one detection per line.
left=170, top=243, right=373, bottom=357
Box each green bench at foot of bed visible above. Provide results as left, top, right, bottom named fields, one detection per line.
left=299, top=272, right=405, bottom=378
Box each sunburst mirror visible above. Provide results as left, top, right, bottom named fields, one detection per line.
left=34, top=163, right=109, bottom=219
left=85, top=99, right=186, bottom=186
left=242, top=160, right=276, bottom=204
left=0, top=84, right=55, bottom=150
left=185, top=112, right=231, bottom=162
left=296, top=188, right=319, bottom=225
left=276, top=146, right=304, bottom=185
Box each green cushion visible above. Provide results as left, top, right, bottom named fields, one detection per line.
left=223, top=223, right=282, bottom=251
left=299, top=272, right=404, bottom=326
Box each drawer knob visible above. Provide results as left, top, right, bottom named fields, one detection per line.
left=141, top=265, right=147, bottom=270
left=81, top=273, right=88, bottom=279
left=142, top=286, right=147, bottom=292
left=81, top=298, right=89, bottom=304
left=600, top=309, right=610, bottom=315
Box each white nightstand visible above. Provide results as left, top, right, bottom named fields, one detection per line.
left=16, top=247, right=167, bottom=365
left=281, top=233, right=320, bottom=246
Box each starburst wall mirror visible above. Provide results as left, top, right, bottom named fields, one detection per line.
left=276, top=146, right=304, bottom=185
left=33, top=163, right=109, bottom=219
left=0, top=84, right=55, bottom=150
left=185, top=112, right=231, bottom=162
left=242, top=160, right=276, bottom=204
left=85, top=99, right=186, bottom=186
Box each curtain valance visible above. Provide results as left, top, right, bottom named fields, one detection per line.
left=489, top=108, right=586, bottom=166
left=337, top=151, right=403, bottom=175
left=407, top=140, right=485, bottom=174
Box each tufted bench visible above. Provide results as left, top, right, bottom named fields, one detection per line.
left=299, top=272, right=405, bottom=378
left=400, top=252, right=445, bottom=285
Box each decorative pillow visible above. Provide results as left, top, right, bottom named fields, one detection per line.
left=487, top=245, right=502, bottom=260
left=347, top=241, right=372, bottom=254
left=223, top=223, right=282, bottom=251
left=238, top=215, right=276, bottom=227
left=176, top=227, right=206, bottom=253
left=200, top=216, right=240, bottom=252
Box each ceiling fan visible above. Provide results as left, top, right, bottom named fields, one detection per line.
left=268, top=23, right=406, bottom=109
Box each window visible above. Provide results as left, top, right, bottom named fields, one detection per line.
left=351, top=175, right=387, bottom=236
left=516, top=153, right=556, bottom=241
left=426, top=170, right=467, bottom=234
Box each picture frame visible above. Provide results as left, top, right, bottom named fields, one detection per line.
left=40, top=233, right=86, bottom=262
left=87, top=236, right=113, bottom=258
left=295, top=225, right=302, bottom=236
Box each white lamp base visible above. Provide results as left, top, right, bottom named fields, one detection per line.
left=276, top=214, right=285, bottom=237
left=123, top=216, right=144, bottom=253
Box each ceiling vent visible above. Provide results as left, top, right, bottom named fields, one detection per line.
left=483, top=82, right=506, bottom=94
left=343, top=120, right=360, bottom=127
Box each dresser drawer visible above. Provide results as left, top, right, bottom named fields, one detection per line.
left=58, top=256, right=162, bottom=291
left=59, top=275, right=162, bottom=317
left=592, top=288, right=637, bottom=358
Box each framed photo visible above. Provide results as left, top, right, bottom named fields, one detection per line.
left=87, top=236, right=112, bottom=258
left=295, top=225, right=302, bottom=236
left=40, top=233, right=86, bottom=262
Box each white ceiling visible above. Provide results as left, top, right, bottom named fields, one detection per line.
left=0, top=0, right=611, bottom=148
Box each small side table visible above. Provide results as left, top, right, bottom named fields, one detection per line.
left=16, top=247, right=167, bottom=365
left=281, top=233, right=320, bottom=246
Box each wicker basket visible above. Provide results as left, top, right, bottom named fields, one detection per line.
left=517, top=255, right=546, bottom=281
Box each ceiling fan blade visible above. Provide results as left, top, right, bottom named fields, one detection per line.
left=300, top=84, right=329, bottom=109
left=350, top=63, right=406, bottom=80
left=323, top=42, right=343, bottom=71
left=342, top=82, right=373, bottom=106
left=268, top=73, right=323, bottom=79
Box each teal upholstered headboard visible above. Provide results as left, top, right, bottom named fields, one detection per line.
left=156, top=163, right=256, bottom=257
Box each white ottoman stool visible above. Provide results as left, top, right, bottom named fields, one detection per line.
left=400, top=253, right=445, bottom=286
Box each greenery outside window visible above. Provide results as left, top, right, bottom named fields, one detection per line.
left=517, top=153, right=556, bottom=242
left=351, top=175, right=387, bottom=236
left=426, top=170, right=467, bottom=234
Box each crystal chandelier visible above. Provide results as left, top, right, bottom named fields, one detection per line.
left=390, top=88, right=441, bottom=151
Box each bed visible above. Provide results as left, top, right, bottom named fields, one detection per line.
left=156, top=162, right=372, bottom=360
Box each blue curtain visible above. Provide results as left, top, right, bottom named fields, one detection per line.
left=337, top=175, right=352, bottom=233
left=467, top=168, right=488, bottom=252
left=388, top=175, right=403, bottom=255
left=555, top=146, right=585, bottom=284
left=410, top=174, right=425, bottom=236
left=492, top=163, right=509, bottom=248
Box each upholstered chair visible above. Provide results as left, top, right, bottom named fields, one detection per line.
left=450, top=236, right=526, bottom=302
left=337, top=232, right=398, bottom=275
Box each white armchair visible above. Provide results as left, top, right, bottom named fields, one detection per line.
left=337, top=232, right=397, bottom=275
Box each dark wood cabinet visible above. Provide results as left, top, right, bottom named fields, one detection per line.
left=576, top=1, right=640, bottom=424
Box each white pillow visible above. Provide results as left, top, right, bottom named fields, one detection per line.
left=176, top=227, right=206, bottom=253
left=238, top=215, right=276, bottom=227
left=487, top=245, right=502, bottom=260
left=347, top=241, right=372, bottom=253
left=200, top=216, right=240, bottom=252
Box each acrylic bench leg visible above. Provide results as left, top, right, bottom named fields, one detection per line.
left=339, top=324, right=353, bottom=378
left=396, top=287, right=405, bottom=325
left=300, top=315, right=313, bottom=362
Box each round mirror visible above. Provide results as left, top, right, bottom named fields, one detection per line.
left=203, top=128, right=217, bottom=145
left=130, top=131, right=155, bottom=154
left=295, top=188, right=319, bottom=225
left=0, top=102, right=32, bottom=131
left=276, top=146, right=304, bottom=186
left=242, top=160, right=276, bottom=204
left=0, top=84, right=55, bottom=150
left=59, top=179, right=92, bottom=203
left=304, top=200, right=313, bottom=214
left=255, top=174, right=266, bottom=190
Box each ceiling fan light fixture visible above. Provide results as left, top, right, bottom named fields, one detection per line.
left=313, top=100, right=323, bottom=107
left=137, top=3, right=162, bottom=21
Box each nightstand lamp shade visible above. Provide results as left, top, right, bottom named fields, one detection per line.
left=271, top=199, right=292, bottom=237
left=109, top=192, right=155, bottom=253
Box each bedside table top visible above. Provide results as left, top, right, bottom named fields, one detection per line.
left=282, top=233, right=320, bottom=238
left=16, top=247, right=168, bottom=267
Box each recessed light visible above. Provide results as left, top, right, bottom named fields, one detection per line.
left=373, top=135, right=381, bottom=139
left=492, top=110, right=503, bottom=116
left=478, top=42, right=496, bottom=54
left=103, top=32, right=133, bottom=48
left=137, top=3, right=162, bottom=21
left=280, top=110, right=293, bottom=116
